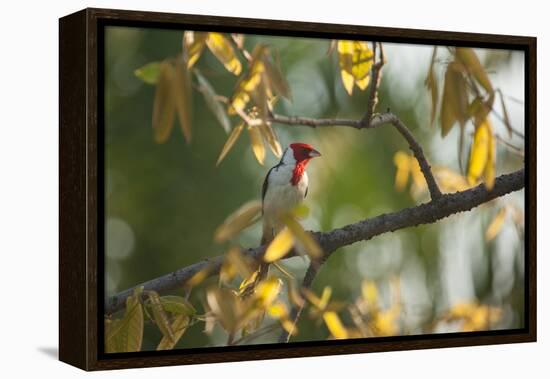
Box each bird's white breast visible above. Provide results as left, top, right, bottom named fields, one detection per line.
left=263, top=164, right=308, bottom=233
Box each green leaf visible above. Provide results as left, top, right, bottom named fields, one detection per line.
left=147, top=291, right=175, bottom=343
left=194, top=69, right=231, bottom=133
left=134, top=62, right=161, bottom=85
left=160, top=296, right=196, bottom=316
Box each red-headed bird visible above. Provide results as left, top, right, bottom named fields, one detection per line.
left=261, top=143, right=321, bottom=245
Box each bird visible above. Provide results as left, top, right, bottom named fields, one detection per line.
left=258, top=142, right=321, bottom=276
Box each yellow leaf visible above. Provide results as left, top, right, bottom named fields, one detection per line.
left=157, top=314, right=189, bottom=350
left=152, top=61, right=176, bottom=143
left=456, top=48, right=494, bottom=94
left=371, top=307, right=400, bottom=336
left=361, top=280, right=379, bottom=309
left=323, top=311, right=348, bottom=339
left=393, top=151, right=411, bottom=191
left=267, top=301, right=288, bottom=319
left=467, top=119, right=494, bottom=187
left=337, top=40, right=373, bottom=96
left=282, top=215, right=322, bottom=259
left=183, top=31, right=206, bottom=68
left=318, top=286, right=333, bottom=310
left=206, top=32, right=242, bottom=75
left=484, top=125, right=496, bottom=190
left=248, top=125, right=266, bottom=165
left=255, top=277, right=282, bottom=307
left=206, top=288, right=241, bottom=333
left=486, top=207, right=507, bottom=241
left=174, top=57, right=192, bottom=143
left=258, top=122, right=283, bottom=158
left=214, top=200, right=262, bottom=242
left=217, top=122, right=245, bottom=166
left=264, top=227, right=294, bottom=262
left=185, top=265, right=212, bottom=288
left=440, top=62, right=468, bottom=136
left=229, top=45, right=268, bottom=114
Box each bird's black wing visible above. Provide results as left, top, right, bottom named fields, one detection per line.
left=262, top=163, right=282, bottom=205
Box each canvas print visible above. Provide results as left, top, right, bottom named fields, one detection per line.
left=103, top=26, right=526, bottom=353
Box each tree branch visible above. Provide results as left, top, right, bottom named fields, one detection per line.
left=106, top=169, right=524, bottom=315
left=270, top=112, right=443, bottom=200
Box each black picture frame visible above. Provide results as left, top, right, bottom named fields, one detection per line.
left=59, top=7, right=537, bottom=371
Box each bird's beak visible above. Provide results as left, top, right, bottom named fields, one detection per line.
left=309, top=149, right=321, bottom=158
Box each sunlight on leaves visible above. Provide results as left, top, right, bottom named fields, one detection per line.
left=467, top=119, right=496, bottom=189
left=443, top=302, right=502, bottom=332
left=337, top=40, right=373, bottom=96
left=248, top=125, right=266, bottom=165
left=264, top=227, right=295, bottom=262
left=281, top=214, right=322, bottom=259
left=229, top=45, right=268, bottom=114
left=206, top=32, right=242, bottom=75
left=183, top=31, right=207, bottom=69
left=323, top=311, right=348, bottom=339
left=214, top=200, right=262, bottom=242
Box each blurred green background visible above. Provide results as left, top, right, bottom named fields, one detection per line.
left=104, top=26, right=526, bottom=350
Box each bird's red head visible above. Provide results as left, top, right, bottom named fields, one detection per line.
left=289, top=143, right=322, bottom=163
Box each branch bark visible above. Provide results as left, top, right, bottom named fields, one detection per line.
left=106, top=169, right=524, bottom=315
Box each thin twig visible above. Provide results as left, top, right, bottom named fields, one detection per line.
left=361, top=42, right=385, bottom=126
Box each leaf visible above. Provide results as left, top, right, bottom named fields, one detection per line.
left=105, top=288, right=144, bottom=353
left=467, top=119, right=495, bottom=189
left=337, top=40, right=374, bottom=95
left=229, top=45, right=268, bottom=114
left=216, top=122, right=245, bottom=166
left=174, top=57, right=193, bottom=143
left=248, top=125, right=266, bottom=165
left=318, top=286, right=333, bottom=310
left=393, top=151, right=411, bottom=191
left=263, top=57, right=292, bottom=100
left=159, top=296, right=196, bottom=316
left=134, top=61, right=161, bottom=85
left=225, top=246, right=253, bottom=279
left=425, top=47, right=438, bottom=126
left=185, top=265, right=212, bottom=288
left=214, top=200, right=262, bottom=242
left=147, top=291, right=175, bottom=343
left=323, top=311, right=348, bottom=339
left=152, top=61, right=176, bottom=143
left=157, top=314, right=190, bottom=350
left=183, top=31, right=207, bottom=68
left=282, top=215, right=322, bottom=259
left=194, top=69, right=231, bottom=133
left=486, top=207, right=507, bottom=241
left=456, top=48, right=494, bottom=94
left=255, top=277, right=282, bottom=307
left=264, top=227, right=295, bottom=262
left=205, top=32, right=242, bottom=75
left=206, top=288, right=241, bottom=332
left=258, top=123, right=283, bottom=158
left=440, top=62, right=468, bottom=137
left=361, top=280, right=379, bottom=309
